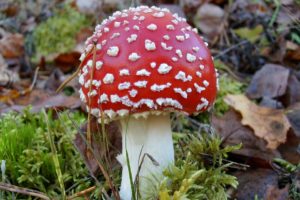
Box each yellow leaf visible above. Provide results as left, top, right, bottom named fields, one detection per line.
left=224, top=94, right=290, bottom=149
left=233, top=25, right=263, bottom=43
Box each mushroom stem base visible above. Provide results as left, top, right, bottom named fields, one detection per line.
left=118, top=114, right=174, bottom=200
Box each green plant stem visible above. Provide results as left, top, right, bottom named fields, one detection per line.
left=126, top=149, right=137, bottom=200
left=43, top=110, right=66, bottom=200
left=269, top=0, right=281, bottom=27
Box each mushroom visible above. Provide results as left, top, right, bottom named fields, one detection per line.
left=78, top=6, right=217, bottom=200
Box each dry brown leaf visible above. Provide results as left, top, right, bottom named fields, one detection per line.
left=278, top=131, right=300, bottom=164
left=286, top=103, right=300, bottom=137
left=0, top=29, right=24, bottom=58
left=224, top=94, right=291, bottom=149
left=246, top=64, right=290, bottom=99
left=212, top=110, right=280, bottom=166
left=0, top=90, right=81, bottom=114
left=74, top=118, right=121, bottom=175
left=193, top=3, right=225, bottom=39
left=285, top=74, right=300, bottom=106
left=234, top=169, right=288, bottom=200
left=286, top=46, right=300, bottom=61
left=54, top=52, right=81, bottom=73
left=0, top=55, right=20, bottom=87
left=265, top=185, right=289, bottom=200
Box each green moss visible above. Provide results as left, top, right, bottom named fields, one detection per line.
left=144, top=132, right=241, bottom=200
left=0, top=108, right=93, bottom=198
left=273, top=158, right=300, bottom=200
left=33, top=5, right=90, bottom=56
left=214, top=74, right=246, bottom=116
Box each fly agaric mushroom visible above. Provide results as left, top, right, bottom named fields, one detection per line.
left=78, top=6, right=217, bottom=199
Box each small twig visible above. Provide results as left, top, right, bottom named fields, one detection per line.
left=214, top=40, right=249, bottom=59
left=56, top=47, right=94, bottom=93
left=86, top=43, right=97, bottom=159
left=197, top=152, right=250, bottom=170
left=21, top=67, right=39, bottom=95
left=0, top=182, right=50, bottom=200
left=67, top=186, right=96, bottom=200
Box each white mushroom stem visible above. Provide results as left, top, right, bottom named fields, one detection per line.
left=117, top=113, right=174, bottom=200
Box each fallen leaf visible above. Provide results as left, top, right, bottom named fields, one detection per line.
left=286, top=103, right=300, bottom=138
left=246, top=64, right=290, bottom=99
left=286, top=41, right=298, bottom=51
left=0, top=28, right=24, bottom=58
left=233, top=169, right=288, bottom=200
left=278, top=131, right=300, bottom=164
left=231, top=0, right=269, bottom=16
left=259, top=97, right=283, bottom=109
left=265, top=185, right=289, bottom=200
left=0, top=90, right=81, bottom=114
left=213, top=110, right=281, bottom=166
left=284, top=74, right=300, bottom=106
left=0, top=2, right=18, bottom=17
left=0, top=71, right=19, bottom=87
left=286, top=45, right=300, bottom=61
left=224, top=94, right=291, bottom=149
left=54, top=52, right=81, bottom=73
left=261, top=36, right=287, bottom=63
left=43, top=69, right=66, bottom=91
left=276, top=0, right=300, bottom=28
left=193, top=3, right=225, bottom=39
left=16, top=90, right=81, bottom=109
left=233, top=25, right=263, bottom=43
left=0, top=55, right=20, bottom=87
left=74, top=117, right=121, bottom=175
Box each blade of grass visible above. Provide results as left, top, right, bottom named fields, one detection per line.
left=123, top=116, right=137, bottom=200
left=126, top=149, right=136, bottom=200
left=269, top=0, right=281, bottom=27
left=43, top=110, right=66, bottom=200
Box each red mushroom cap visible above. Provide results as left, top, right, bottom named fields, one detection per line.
left=79, top=6, right=217, bottom=119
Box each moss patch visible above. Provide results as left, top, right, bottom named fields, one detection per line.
left=33, top=5, right=90, bottom=56
left=0, top=109, right=92, bottom=198
left=214, top=74, right=246, bottom=116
